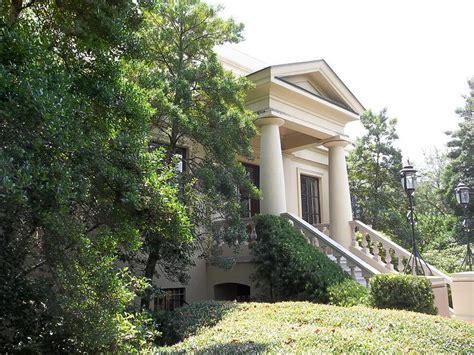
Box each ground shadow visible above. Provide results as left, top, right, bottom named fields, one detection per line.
left=193, top=341, right=267, bottom=354
left=156, top=301, right=238, bottom=346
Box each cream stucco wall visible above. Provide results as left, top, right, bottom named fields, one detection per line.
left=207, top=262, right=262, bottom=300
left=152, top=257, right=209, bottom=306
left=152, top=143, right=332, bottom=305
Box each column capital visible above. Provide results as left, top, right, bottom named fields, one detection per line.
left=255, top=117, right=285, bottom=127
left=321, top=134, right=352, bottom=149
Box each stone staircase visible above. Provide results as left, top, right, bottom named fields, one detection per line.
left=281, top=213, right=452, bottom=286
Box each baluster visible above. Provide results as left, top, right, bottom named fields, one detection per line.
left=334, top=253, right=342, bottom=266
left=325, top=245, right=333, bottom=256
left=361, top=233, right=369, bottom=254
left=312, top=237, right=320, bottom=248
left=398, top=255, right=405, bottom=273
left=385, top=248, right=394, bottom=271
left=349, top=265, right=356, bottom=279
left=372, top=241, right=380, bottom=262
left=351, top=226, right=358, bottom=247
left=250, top=225, right=257, bottom=242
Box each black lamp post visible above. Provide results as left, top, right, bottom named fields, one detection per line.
left=455, top=182, right=472, bottom=271
left=400, top=164, right=432, bottom=275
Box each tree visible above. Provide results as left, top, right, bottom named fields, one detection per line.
left=442, top=78, right=474, bottom=217
left=133, top=0, right=257, bottom=306
left=1, top=0, right=191, bottom=351
left=414, top=149, right=459, bottom=252
left=348, top=109, right=408, bottom=245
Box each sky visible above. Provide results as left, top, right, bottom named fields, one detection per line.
left=206, top=0, right=474, bottom=166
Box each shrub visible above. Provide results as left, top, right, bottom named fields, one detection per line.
left=328, top=279, right=369, bottom=307
left=251, top=215, right=349, bottom=303
left=369, top=274, right=437, bottom=315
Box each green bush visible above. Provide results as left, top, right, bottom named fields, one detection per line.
left=251, top=215, right=349, bottom=303
left=328, top=279, right=369, bottom=307
left=369, top=274, right=437, bottom=315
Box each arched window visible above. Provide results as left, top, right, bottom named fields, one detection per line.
left=214, top=283, right=250, bottom=301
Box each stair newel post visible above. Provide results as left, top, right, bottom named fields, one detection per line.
left=350, top=222, right=358, bottom=247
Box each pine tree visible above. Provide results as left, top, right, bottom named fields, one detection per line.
left=443, top=78, right=474, bottom=215
left=348, top=109, right=409, bottom=244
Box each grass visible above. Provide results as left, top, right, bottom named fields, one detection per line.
left=156, top=301, right=474, bottom=354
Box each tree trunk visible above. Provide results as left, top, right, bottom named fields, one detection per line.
left=9, top=0, right=23, bottom=24
left=141, top=250, right=159, bottom=310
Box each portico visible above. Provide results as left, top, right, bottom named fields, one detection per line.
left=249, top=60, right=364, bottom=247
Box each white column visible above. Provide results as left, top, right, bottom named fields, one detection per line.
left=257, top=117, right=286, bottom=215
left=323, top=136, right=353, bottom=247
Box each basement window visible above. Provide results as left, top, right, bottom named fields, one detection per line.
left=154, top=288, right=186, bottom=311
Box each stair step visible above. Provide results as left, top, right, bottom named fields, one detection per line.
left=327, top=255, right=367, bottom=286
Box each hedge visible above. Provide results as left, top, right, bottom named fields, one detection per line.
left=328, top=279, right=369, bottom=307
left=369, top=273, right=437, bottom=315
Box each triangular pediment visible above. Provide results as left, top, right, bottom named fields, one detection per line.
left=269, top=60, right=365, bottom=114
left=281, top=76, right=322, bottom=96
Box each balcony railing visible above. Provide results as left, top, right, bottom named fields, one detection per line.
left=212, top=217, right=257, bottom=246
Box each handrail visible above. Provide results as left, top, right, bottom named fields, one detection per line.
left=281, top=212, right=380, bottom=283
left=351, top=220, right=452, bottom=283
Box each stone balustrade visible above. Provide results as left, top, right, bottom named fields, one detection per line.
left=349, top=220, right=451, bottom=283
left=282, top=213, right=380, bottom=286
left=212, top=217, right=257, bottom=246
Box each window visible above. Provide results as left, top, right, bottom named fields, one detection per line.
left=240, top=163, right=260, bottom=218
left=154, top=288, right=186, bottom=311
left=300, top=175, right=321, bottom=225
left=214, top=283, right=250, bottom=301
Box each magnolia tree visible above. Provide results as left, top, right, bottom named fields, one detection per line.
left=0, top=0, right=192, bottom=351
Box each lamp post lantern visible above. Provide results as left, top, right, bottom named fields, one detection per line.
left=456, top=182, right=472, bottom=271
left=400, top=164, right=432, bottom=275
